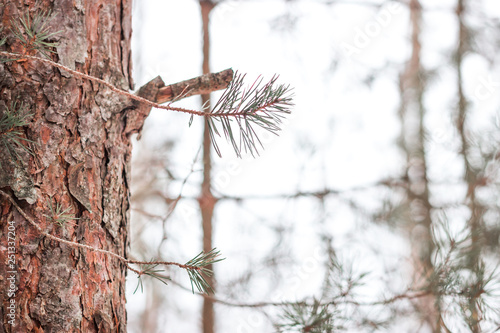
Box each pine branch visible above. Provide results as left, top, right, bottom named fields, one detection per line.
left=0, top=190, right=224, bottom=294
left=169, top=275, right=433, bottom=309
left=128, top=249, right=224, bottom=295
left=133, top=262, right=171, bottom=294
left=205, top=72, right=293, bottom=157
left=277, top=299, right=336, bottom=332
left=128, top=251, right=225, bottom=295
left=0, top=51, right=200, bottom=114
left=0, top=49, right=293, bottom=157
left=184, top=248, right=225, bottom=294
left=429, top=220, right=500, bottom=322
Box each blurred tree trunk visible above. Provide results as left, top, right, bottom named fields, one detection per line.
left=199, top=2, right=217, bottom=333
left=455, top=1, right=483, bottom=331
left=398, top=0, right=440, bottom=330
left=0, top=0, right=142, bottom=331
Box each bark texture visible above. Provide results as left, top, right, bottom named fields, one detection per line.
left=0, top=0, right=146, bottom=332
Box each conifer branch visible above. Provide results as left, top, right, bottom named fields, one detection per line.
left=129, top=249, right=224, bottom=295
left=0, top=49, right=293, bottom=157
left=0, top=189, right=223, bottom=294
left=205, top=71, right=293, bottom=157
left=168, top=272, right=431, bottom=309
left=277, top=299, right=336, bottom=332
left=185, top=248, right=225, bottom=294
left=0, top=51, right=200, bottom=114
left=133, top=262, right=170, bottom=294
left=0, top=52, right=291, bottom=118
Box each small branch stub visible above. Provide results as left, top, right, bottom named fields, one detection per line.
left=156, top=68, right=234, bottom=104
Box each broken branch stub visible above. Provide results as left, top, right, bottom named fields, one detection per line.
left=156, top=68, right=234, bottom=104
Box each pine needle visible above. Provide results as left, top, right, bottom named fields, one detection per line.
left=206, top=72, right=293, bottom=157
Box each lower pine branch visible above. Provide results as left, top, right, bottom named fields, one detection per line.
left=0, top=189, right=199, bottom=277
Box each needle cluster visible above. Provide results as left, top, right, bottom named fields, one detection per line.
left=185, top=248, right=225, bottom=294
left=0, top=100, right=34, bottom=167
left=132, top=248, right=224, bottom=295
left=203, top=72, right=294, bottom=157
left=10, top=8, right=60, bottom=59
left=43, top=200, right=79, bottom=227
left=277, top=299, right=336, bottom=333
left=133, top=262, right=170, bottom=294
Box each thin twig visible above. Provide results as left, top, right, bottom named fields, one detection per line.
left=0, top=189, right=131, bottom=260
left=127, top=259, right=202, bottom=272
left=0, top=51, right=207, bottom=116
left=169, top=277, right=432, bottom=308
left=0, top=189, right=203, bottom=275
left=0, top=51, right=290, bottom=120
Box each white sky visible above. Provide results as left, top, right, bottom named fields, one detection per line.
left=127, top=1, right=500, bottom=332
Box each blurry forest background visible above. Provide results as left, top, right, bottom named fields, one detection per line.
left=127, top=0, right=500, bottom=332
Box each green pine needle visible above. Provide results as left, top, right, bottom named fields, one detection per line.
left=277, top=299, right=336, bottom=333
left=43, top=200, right=79, bottom=228
left=0, top=100, right=35, bottom=167
left=206, top=72, right=293, bottom=157
left=133, top=263, right=171, bottom=294
left=0, top=27, right=6, bottom=47
left=131, top=249, right=224, bottom=294
left=10, top=8, right=61, bottom=59
left=185, top=248, right=225, bottom=294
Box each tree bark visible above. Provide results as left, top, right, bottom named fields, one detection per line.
left=199, top=1, right=217, bottom=333
left=0, top=1, right=150, bottom=332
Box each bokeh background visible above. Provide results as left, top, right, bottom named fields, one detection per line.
left=126, top=1, right=500, bottom=332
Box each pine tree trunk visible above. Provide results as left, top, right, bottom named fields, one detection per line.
left=399, top=0, right=440, bottom=329
left=199, top=2, right=217, bottom=333
left=0, top=1, right=146, bottom=331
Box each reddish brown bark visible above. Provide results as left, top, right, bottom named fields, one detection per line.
left=199, top=2, right=217, bottom=333
left=0, top=0, right=148, bottom=332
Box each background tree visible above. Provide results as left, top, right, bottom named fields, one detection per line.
left=129, top=0, right=500, bottom=332
left=199, top=2, right=217, bottom=332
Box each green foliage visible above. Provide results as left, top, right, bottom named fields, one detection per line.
left=273, top=256, right=370, bottom=332
left=322, top=256, right=369, bottom=301
left=132, top=248, right=224, bottom=295
left=185, top=248, right=225, bottom=294
left=276, top=299, right=337, bottom=333
left=201, top=72, right=293, bottom=157
left=133, top=263, right=171, bottom=294
left=10, top=7, right=61, bottom=59
left=43, top=199, right=79, bottom=228
left=0, top=27, right=6, bottom=47
left=429, top=220, right=500, bottom=330
left=0, top=100, right=34, bottom=167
